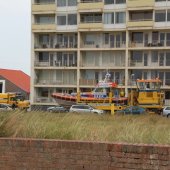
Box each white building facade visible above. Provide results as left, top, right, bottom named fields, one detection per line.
left=31, top=0, right=170, bottom=108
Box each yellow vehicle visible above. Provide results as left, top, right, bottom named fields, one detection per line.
left=0, top=93, right=30, bottom=109
left=135, top=78, right=164, bottom=113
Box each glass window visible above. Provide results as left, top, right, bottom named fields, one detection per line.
left=39, top=52, right=49, bottom=62
left=167, top=10, right=170, bottom=22
left=68, top=14, right=77, bottom=25
left=105, top=0, right=114, bottom=4
left=131, top=51, right=143, bottom=62
left=104, top=13, right=114, bottom=24
left=166, top=33, right=170, bottom=46
left=165, top=72, right=170, bottom=85
left=115, top=0, right=126, bottom=4
left=68, top=0, right=77, bottom=6
left=133, top=70, right=142, bottom=79
left=151, top=51, right=158, bottom=62
left=104, top=33, right=109, bottom=44
left=155, top=10, right=166, bottom=22
left=116, top=12, right=126, bottom=23
left=57, top=15, right=66, bottom=25
left=155, top=0, right=166, bottom=1
left=166, top=52, right=170, bottom=66
left=36, top=0, right=55, bottom=3
left=57, top=0, right=66, bottom=6
left=132, top=32, right=143, bottom=43
left=36, top=16, right=55, bottom=24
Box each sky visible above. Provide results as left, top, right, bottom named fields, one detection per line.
left=0, top=0, right=31, bottom=75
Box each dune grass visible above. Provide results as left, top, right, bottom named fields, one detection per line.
left=0, top=111, right=169, bottom=144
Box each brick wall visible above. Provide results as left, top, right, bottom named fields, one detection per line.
left=0, top=138, right=169, bottom=170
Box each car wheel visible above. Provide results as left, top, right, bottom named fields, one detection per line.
left=167, top=114, right=170, bottom=118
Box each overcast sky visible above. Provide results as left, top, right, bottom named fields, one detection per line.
left=0, top=0, right=31, bottom=75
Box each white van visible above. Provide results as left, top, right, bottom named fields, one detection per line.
left=69, top=105, right=104, bottom=115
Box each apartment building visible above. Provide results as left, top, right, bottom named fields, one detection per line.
left=31, top=0, right=170, bottom=108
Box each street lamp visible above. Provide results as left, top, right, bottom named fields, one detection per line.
left=131, top=74, right=135, bottom=114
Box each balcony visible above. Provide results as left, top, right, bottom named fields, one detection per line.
left=35, top=42, right=77, bottom=49
left=81, top=41, right=126, bottom=49
left=127, top=0, right=154, bottom=9
left=129, top=60, right=164, bottom=67
left=129, top=40, right=170, bottom=48
left=80, top=62, right=125, bottom=68
left=34, top=61, right=77, bottom=68
left=32, top=24, right=56, bottom=32
left=35, top=79, right=77, bottom=86
left=127, top=20, right=154, bottom=29
left=32, top=3, right=56, bottom=14
left=78, top=1, right=104, bottom=12
left=78, top=22, right=103, bottom=31
left=79, top=79, right=125, bottom=86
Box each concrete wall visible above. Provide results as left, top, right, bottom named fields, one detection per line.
left=0, top=138, right=169, bottom=170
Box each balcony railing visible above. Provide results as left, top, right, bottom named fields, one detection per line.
left=35, top=79, right=77, bottom=86
left=35, top=61, right=77, bottom=67
left=127, top=19, right=154, bottom=28
left=81, top=41, right=126, bottom=48
left=32, top=3, right=56, bottom=13
left=129, top=60, right=170, bottom=67
left=78, top=1, right=104, bottom=11
left=81, top=62, right=125, bottom=67
left=127, top=0, right=154, bottom=8
left=129, top=40, right=170, bottom=48
left=79, top=79, right=125, bottom=86
left=78, top=22, right=103, bottom=30
left=35, top=42, right=77, bottom=49
left=32, top=23, right=56, bottom=31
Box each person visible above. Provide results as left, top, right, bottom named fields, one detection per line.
left=12, top=103, right=16, bottom=110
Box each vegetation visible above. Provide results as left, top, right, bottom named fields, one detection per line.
left=0, top=111, right=169, bottom=144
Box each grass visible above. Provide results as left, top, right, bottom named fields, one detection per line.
left=0, top=110, right=169, bottom=144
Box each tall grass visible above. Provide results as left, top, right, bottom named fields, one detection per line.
left=0, top=111, right=169, bottom=144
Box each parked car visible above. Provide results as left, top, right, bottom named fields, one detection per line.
left=163, top=106, right=170, bottom=118
left=116, top=106, right=146, bottom=115
left=69, top=104, right=104, bottom=115
left=0, top=104, right=13, bottom=111
left=47, top=106, right=68, bottom=113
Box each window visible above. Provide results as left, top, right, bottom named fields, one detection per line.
left=57, top=15, right=66, bottom=25
left=167, top=10, right=170, bottom=21
left=132, top=32, right=143, bottom=43
left=68, top=14, right=77, bottom=25
left=155, top=0, right=166, bottom=1
left=166, top=52, right=170, bottom=66
left=167, top=33, right=170, bottom=46
left=115, top=0, right=126, bottom=4
left=131, top=51, right=143, bottom=62
left=105, top=0, right=114, bottom=4
left=36, top=0, right=55, bottom=3
left=104, top=13, right=114, bottom=24
left=116, top=12, right=126, bottom=23
left=104, top=33, right=109, bottom=44
left=36, top=15, right=55, bottom=24
left=39, top=52, right=49, bottom=62
left=39, top=34, right=49, bottom=44
left=57, top=0, right=66, bottom=6
left=151, top=51, right=158, bottom=62
left=155, top=10, right=166, bottom=22
left=68, top=0, right=77, bottom=6
left=57, top=0, right=77, bottom=7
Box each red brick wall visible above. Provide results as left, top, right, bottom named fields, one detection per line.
left=0, top=138, right=169, bottom=170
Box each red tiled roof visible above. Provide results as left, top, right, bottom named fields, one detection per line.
left=0, top=69, right=30, bottom=93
